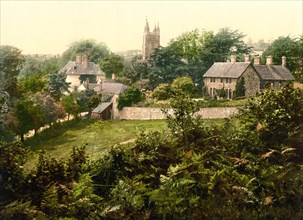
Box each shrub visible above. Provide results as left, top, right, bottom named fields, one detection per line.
left=117, top=86, right=144, bottom=110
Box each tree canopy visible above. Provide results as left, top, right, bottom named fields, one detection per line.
left=149, top=28, right=251, bottom=89
left=99, top=53, right=124, bottom=78
left=0, top=45, right=24, bottom=79
left=60, top=39, right=110, bottom=67
left=262, top=35, right=303, bottom=82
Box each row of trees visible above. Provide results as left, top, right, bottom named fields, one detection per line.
left=118, top=29, right=303, bottom=90
left=1, top=85, right=302, bottom=218
left=0, top=43, right=105, bottom=142
left=47, top=30, right=303, bottom=92
left=1, top=30, right=302, bottom=141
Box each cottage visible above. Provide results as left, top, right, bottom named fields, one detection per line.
left=60, top=55, right=106, bottom=92
left=253, top=55, right=295, bottom=89
left=203, top=55, right=260, bottom=99
left=203, top=55, right=295, bottom=99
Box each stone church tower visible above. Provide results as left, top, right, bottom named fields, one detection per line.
left=142, top=19, right=160, bottom=60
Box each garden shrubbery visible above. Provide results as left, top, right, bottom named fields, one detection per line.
left=1, top=85, right=303, bottom=219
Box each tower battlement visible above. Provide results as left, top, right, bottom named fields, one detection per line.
left=142, top=19, right=160, bottom=60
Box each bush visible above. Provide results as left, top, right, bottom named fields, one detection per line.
left=152, top=83, right=172, bottom=100
left=117, top=86, right=144, bottom=110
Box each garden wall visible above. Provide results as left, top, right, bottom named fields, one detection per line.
left=118, top=107, right=239, bottom=120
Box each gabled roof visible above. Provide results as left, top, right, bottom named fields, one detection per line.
left=92, top=102, right=112, bottom=113
left=93, top=82, right=128, bottom=95
left=60, top=61, right=105, bottom=76
left=204, top=62, right=251, bottom=78
left=254, top=65, right=295, bottom=81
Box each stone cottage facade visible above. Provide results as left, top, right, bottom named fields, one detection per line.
left=253, top=55, right=295, bottom=89
left=60, top=55, right=106, bottom=92
left=204, top=55, right=260, bottom=99
left=203, top=55, right=295, bottom=99
left=142, top=19, right=160, bottom=60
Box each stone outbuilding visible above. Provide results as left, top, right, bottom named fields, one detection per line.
left=92, top=79, right=128, bottom=120
left=91, top=102, right=113, bottom=120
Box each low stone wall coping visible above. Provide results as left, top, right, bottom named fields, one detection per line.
left=119, top=107, right=240, bottom=120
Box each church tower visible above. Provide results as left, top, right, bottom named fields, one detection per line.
left=142, top=19, right=160, bottom=60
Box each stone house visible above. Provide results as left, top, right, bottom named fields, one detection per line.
left=203, top=55, right=295, bottom=99
left=253, top=55, right=295, bottom=89
left=60, top=55, right=106, bottom=92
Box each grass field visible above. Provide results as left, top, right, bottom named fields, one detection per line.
left=25, top=119, right=167, bottom=168
left=24, top=118, right=224, bottom=169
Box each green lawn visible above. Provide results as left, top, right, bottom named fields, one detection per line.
left=25, top=118, right=224, bottom=169
left=25, top=119, right=167, bottom=169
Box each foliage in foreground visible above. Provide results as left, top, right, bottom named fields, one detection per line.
left=1, top=85, right=303, bottom=219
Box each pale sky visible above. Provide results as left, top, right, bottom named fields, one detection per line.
left=1, top=0, right=302, bottom=55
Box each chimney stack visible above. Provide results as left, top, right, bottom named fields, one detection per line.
left=266, top=56, right=273, bottom=66
left=97, top=78, right=103, bottom=91
left=82, top=55, right=88, bottom=69
left=112, top=73, right=116, bottom=81
left=230, top=54, right=236, bottom=63
left=282, top=56, right=286, bottom=67
left=76, top=55, right=82, bottom=63
left=254, top=55, right=260, bottom=65
left=244, top=54, right=250, bottom=62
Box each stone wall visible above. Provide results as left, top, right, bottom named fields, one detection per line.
left=243, top=65, right=260, bottom=96
left=118, top=107, right=239, bottom=120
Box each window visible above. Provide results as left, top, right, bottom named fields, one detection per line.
left=211, top=78, right=216, bottom=83
left=220, top=78, right=223, bottom=83
left=226, top=78, right=232, bottom=83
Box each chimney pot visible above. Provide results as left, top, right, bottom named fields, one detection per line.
left=282, top=56, right=286, bottom=67
left=254, top=55, right=260, bottom=65
left=76, top=55, right=81, bottom=63
left=244, top=54, right=250, bottom=62
left=266, top=56, right=273, bottom=66
left=82, top=55, right=88, bottom=69
left=230, top=54, right=236, bottom=63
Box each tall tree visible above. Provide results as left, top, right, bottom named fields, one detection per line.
left=262, top=36, right=303, bottom=82
left=61, top=95, right=81, bottom=120
left=149, top=28, right=250, bottom=88
left=60, top=39, right=109, bottom=67
left=18, top=73, right=47, bottom=94
left=5, top=98, right=34, bottom=141
left=43, top=57, right=60, bottom=75
left=0, top=45, right=24, bottom=78
left=0, top=46, right=24, bottom=99
left=100, top=53, right=124, bottom=78
left=19, top=58, right=44, bottom=78
left=47, top=73, right=70, bottom=101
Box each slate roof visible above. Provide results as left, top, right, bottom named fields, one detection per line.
left=93, top=82, right=128, bottom=94
left=204, top=62, right=295, bottom=81
left=254, top=65, right=295, bottom=81
left=60, top=61, right=105, bottom=76
left=203, top=62, right=251, bottom=78
left=92, top=102, right=112, bottom=113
